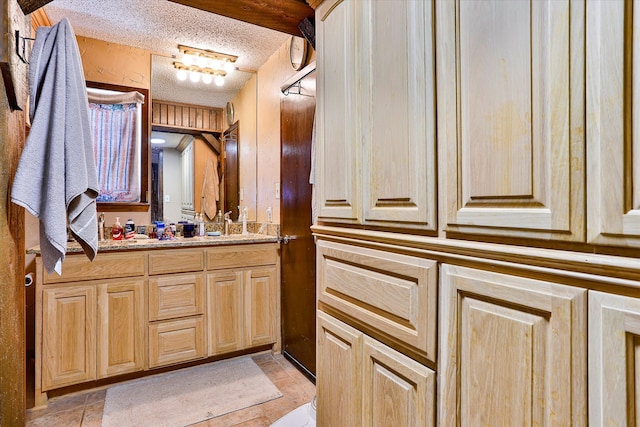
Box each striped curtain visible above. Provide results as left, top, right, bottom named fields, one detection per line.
left=89, top=101, right=140, bottom=202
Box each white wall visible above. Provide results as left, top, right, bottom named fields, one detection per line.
left=163, top=148, right=182, bottom=223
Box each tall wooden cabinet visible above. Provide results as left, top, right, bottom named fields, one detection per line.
left=313, top=0, right=640, bottom=425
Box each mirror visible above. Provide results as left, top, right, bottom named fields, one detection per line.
left=150, top=54, right=258, bottom=223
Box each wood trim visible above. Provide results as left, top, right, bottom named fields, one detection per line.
left=30, top=6, right=50, bottom=30
left=312, top=225, right=640, bottom=287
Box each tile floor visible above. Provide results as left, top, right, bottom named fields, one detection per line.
left=26, top=353, right=316, bottom=427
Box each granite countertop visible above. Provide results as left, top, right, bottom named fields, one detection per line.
left=27, top=233, right=279, bottom=255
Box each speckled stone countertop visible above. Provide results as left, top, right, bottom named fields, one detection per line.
left=27, top=233, right=278, bottom=255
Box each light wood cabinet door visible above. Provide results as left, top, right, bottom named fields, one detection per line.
left=589, top=291, right=640, bottom=426
left=244, top=267, right=277, bottom=347
left=363, top=336, right=435, bottom=427
left=317, top=311, right=363, bottom=426
left=148, top=316, right=206, bottom=368
left=439, top=265, right=587, bottom=426
left=586, top=0, right=640, bottom=247
left=97, top=280, right=145, bottom=378
left=148, top=273, right=205, bottom=321
left=316, top=0, right=361, bottom=223
left=207, top=270, right=244, bottom=355
left=42, top=285, right=96, bottom=390
left=437, top=0, right=584, bottom=241
left=360, top=0, right=436, bottom=230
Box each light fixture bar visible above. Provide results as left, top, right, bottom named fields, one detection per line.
left=177, top=44, right=238, bottom=64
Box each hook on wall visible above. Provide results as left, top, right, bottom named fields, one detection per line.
left=15, top=30, right=35, bottom=64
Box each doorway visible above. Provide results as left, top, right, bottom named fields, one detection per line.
left=280, top=70, right=316, bottom=378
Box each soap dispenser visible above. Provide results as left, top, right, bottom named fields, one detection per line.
left=112, top=217, right=123, bottom=240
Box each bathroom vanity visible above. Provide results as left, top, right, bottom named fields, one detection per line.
left=31, top=234, right=279, bottom=407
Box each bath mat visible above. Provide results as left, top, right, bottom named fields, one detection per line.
left=101, top=356, right=282, bottom=427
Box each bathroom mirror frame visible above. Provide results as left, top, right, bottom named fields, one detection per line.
left=87, top=80, right=150, bottom=212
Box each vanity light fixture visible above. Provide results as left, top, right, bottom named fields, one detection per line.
left=174, top=44, right=238, bottom=87
left=150, top=137, right=166, bottom=144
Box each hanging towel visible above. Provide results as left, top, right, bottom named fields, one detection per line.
left=202, top=154, right=220, bottom=220
left=11, top=18, right=99, bottom=274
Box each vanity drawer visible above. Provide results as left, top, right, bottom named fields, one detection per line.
left=148, top=249, right=205, bottom=275
left=148, top=316, right=206, bottom=368
left=207, top=244, right=278, bottom=270
left=43, top=252, right=146, bottom=284
left=317, top=240, right=438, bottom=362
left=149, top=273, right=205, bottom=321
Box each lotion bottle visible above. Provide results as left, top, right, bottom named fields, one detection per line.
left=111, top=217, right=123, bottom=240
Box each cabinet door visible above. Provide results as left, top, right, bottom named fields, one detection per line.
left=360, top=0, right=436, bottom=230
left=363, top=336, right=435, bottom=427
left=97, top=280, right=145, bottom=378
left=317, top=311, right=362, bottom=426
left=42, top=285, right=96, bottom=390
left=316, top=0, right=361, bottom=223
left=207, top=270, right=244, bottom=355
left=437, top=0, right=584, bottom=241
left=589, top=291, right=640, bottom=426
left=244, top=267, right=277, bottom=347
left=586, top=0, right=640, bottom=247
left=439, top=265, right=587, bottom=426
left=148, top=273, right=205, bottom=321
left=148, top=316, right=206, bottom=368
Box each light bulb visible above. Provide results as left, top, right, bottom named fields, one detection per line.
left=224, top=61, right=235, bottom=74
left=182, top=53, right=195, bottom=66
left=202, top=74, right=212, bottom=84
left=211, top=59, right=222, bottom=70
left=214, top=75, right=224, bottom=86
left=189, top=71, right=201, bottom=83
left=197, top=55, right=209, bottom=68
left=176, top=69, right=187, bottom=81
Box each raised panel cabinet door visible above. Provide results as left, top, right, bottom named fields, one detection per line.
left=587, top=0, right=640, bottom=247
left=244, top=267, right=277, bottom=347
left=97, top=279, right=145, bottom=378
left=439, top=265, right=587, bottom=426
left=148, top=272, right=205, bottom=321
left=362, top=336, right=435, bottom=427
left=437, top=0, right=585, bottom=240
left=361, top=0, right=437, bottom=230
left=317, top=311, right=363, bottom=426
left=589, top=291, right=640, bottom=426
left=207, top=270, right=244, bottom=355
left=316, top=0, right=361, bottom=223
left=42, top=285, right=97, bottom=390
left=148, top=316, right=206, bottom=368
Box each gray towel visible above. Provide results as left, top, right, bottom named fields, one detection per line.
left=11, top=18, right=98, bottom=274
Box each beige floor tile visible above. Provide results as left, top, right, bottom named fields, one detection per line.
left=198, top=404, right=267, bottom=427
left=26, top=393, right=87, bottom=421
left=26, top=406, right=84, bottom=427
left=232, top=416, right=272, bottom=427
left=81, top=401, right=104, bottom=427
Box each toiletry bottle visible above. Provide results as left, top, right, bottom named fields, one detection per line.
left=198, top=213, right=205, bottom=236
left=216, top=210, right=223, bottom=223
left=125, top=218, right=135, bottom=240
left=112, top=217, right=123, bottom=240
left=98, top=212, right=105, bottom=241
left=242, top=206, right=248, bottom=235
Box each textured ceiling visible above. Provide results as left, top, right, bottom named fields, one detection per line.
left=44, top=0, right=290, bottom=108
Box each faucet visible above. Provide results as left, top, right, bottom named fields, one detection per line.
left=223, top=211, right=233, bottom=235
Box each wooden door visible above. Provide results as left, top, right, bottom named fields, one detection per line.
left=223, top=122, right=239, bottom=217
left=360, top=0, right=437, bottom=230
left=42, top=285, right=96, bottom=390
left=439, top=265, right=587, bottom=426
left=589, top=291, right=640, bottom=425
left=316, top=0, right=361, bottom=222
left=586, top=0, right=640, bottom=247
left=437, top=0, right=584, bottom=241
left=281, top=68, right=316, bottom=375
left=362, top=336, right=435, bottom=426
left=244, top=267, right=277, bottom=347
left=317, top=311, right=362, bottom=426
left=207, top=270, right=244, bottom=355
left=97, top=280, right=145, bottom=378
left=148, top=317, right=206, bottom=368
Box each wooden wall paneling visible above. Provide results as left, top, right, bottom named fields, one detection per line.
left=437, top=0, right=585, bottom=241
left=439, top=264, right=587, bottom=426
left=360, top=0, right=437, bottom=230
left=316, top=0, right=361, bottom=223
left=589, top=291, right=640, bottom=426
left=586, top=0, right=640, bottom=247
left=151, top=100, right=223, bottom=133
left=0, top=0, right=29, bottom=422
